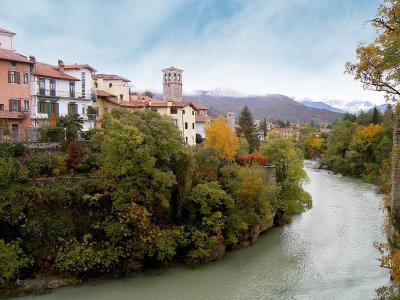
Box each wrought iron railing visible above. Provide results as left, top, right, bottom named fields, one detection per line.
left=37, top=89, right=96, bottom=100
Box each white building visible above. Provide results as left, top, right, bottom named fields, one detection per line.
left=31, top=59, right=96, bottom=130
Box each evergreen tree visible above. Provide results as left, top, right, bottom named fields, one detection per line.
left=372, top=106, right=379, bottom=124
left=237, top=106, right=259, bottom=153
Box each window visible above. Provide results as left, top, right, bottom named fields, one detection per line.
left=192, top=123, right=195, bottom=129
left=68, top=102, right=77, bottom=114
left=120, top=94, right=123, bottom=100
left=81, top=72, right=86, bottom=98
left=38, top=78, right=45, bottom=95
left=170, top=107, right=177, bottom=114
left=69, top=82, right=75, bottom=98
left=192, top=111, right=194, bottom=115
left=185, top=122, right=188, bottom=129
left=10, top=99, right=20, bottom=111
left=95, top=107, right=99, bottom=116
left=168, top=73, right=171, bottom=80
left=38, top=101, right=47, bottom=113
left=24, top=100, right=29, bottom=111
left=185, top=137, right=188, bottom=144
left=182, top=109, right=185, bottom=114
left=178, top=74, right=180, bottom=81
left=49, top=79, right=56, bottom=96
left=174, top=73, right=176, bottom=80
left=95, top=82, right=98, bottom=88
left=0, top=104, right=4, bottom=111
left=164, top=74, right=167, bottom=81
left=23, top=72, right=29, bottom=84
left=11, top=62, right=16, bottom=67
left=109, top=83, right=112, bottom=88
left=8, top=71, right=18, bottom=83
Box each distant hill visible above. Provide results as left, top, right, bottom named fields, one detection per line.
left=186, top=93, right=344, bottom=123
left=300, top=100, right=346, bottom=113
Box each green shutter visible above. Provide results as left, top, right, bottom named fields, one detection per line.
left=75, top=104, right=78, bottom=115
left=56, top=103, right=59, bottom=116
left=45, top=102, right=50, bottom=114
left=68, top=103, right=71, bottom=114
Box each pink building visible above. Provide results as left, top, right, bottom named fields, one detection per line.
left=0, top=28, right=34, bottom=140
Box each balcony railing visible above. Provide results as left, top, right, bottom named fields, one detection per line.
left=37, top=89, right=96, bottom=100
left=0, top=109, right=29, bottom=119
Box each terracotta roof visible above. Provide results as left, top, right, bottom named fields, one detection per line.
left=190, top=100, right=208, bottom=110
left=120, top=97, right=195, bottom=109
left=96, top=89, right=119, bottom=104
left=35, top=62, right=80, bottom=81
left=0, top=111, right=26, bottom=119
left=0, top=28, right=16, bottom=35
left=195, top=115, right=208, bottom=123
left=0, top=48, right=33, bottom=64
left=63, top=63, right=97, bottom=72
left=93, top=74, right=130, bottom=82
left=162, top=66, right=183, bottom=72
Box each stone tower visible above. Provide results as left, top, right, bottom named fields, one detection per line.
left=162, top=66, right=183, bottom=101
left=227, top=110, right=236, bottom=131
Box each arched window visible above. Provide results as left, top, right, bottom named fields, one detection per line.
left=174, top=73, right=176, bottom=80
left=164, top=74, right=167, bottom=81
left=178, top=74, right=180, bottom=81
left=168, top=73, right=171, bottom=80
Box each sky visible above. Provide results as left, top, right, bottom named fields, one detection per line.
left=0, top=0, right=386, bottom=104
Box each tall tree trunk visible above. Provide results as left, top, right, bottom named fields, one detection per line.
left=391, top=104, right=400, bottom=217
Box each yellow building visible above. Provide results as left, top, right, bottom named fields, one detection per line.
left=92, top=90, right=120, bottom=128
left=268, top=127, right=299, bottom=141
left=93, top=74, right=130, bottom=103
left=122, top=96, right=198, bottom=146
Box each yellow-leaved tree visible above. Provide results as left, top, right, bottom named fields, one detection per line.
left=204, top=115, right=239, bottom=161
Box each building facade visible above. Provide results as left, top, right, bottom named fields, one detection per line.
left=93, top=74, right=130, bottom=103
left=31, top=60, right=96, bottom=130
left=0, top=28, right=33, bottom=140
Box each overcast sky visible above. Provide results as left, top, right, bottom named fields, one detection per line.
left=0, top=0, right=385, bottom=104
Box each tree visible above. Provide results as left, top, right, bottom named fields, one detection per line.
left=345, top=0, right=400, bottom=216
left=237, top=106, right=259, bottom=153
left=86, top=106, right=97, bottom=121
left=143, top=90, right=154, bottom=98
left=204, top=115, right=238, bottom=161
left=260, top=138, right=311, bottom=217
left=56, top=114, right=83, bottom=140
left=373, top=106, right=380, bottom=124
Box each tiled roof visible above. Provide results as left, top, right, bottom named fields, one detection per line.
left=190, top=100, right=208, bottom=110
left=0, top=28, right=16, bottom=35
left=0, top=111, right=26, bottom=119
left=120, top=97, right=195, bottom=109
left=93, top=74, right=130, bottom=82
left=0, top=48, right=33, bottom=64
left=35, top=62, right=80, bottom=81
left=195, top=115, right=208, bottom=123
left=63, top=63, right=97, bottom=72
left=96, top=89, right=119, bottom=104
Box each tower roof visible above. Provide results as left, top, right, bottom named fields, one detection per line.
left=162, top=66, right=183, bottom=72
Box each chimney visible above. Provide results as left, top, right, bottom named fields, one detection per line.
left=58, top=59, right=65, bottom=74
left=29, top=55, right=36, bottom=73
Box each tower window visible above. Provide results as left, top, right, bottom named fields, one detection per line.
left=168, top=73, right=171, bottom=80
left=165, top=74, right=167, bottom=81
left=174, top=73, right=176, bottom=80
left=178, top=74, right=180, bottom=81
left=185, top=122, right=188, bottom=129
left=109, top=83, right=112, bottom=88
left=182, top=109, right=185, bottom=114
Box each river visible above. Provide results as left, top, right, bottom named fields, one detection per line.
left=23, top=166, right=390, bottom=300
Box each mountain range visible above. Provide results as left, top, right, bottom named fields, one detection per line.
left=187, top=93, right=344, bottom=123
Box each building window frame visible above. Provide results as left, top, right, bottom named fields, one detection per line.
left=23, top=100, right=29, bottom=111
left=23, top=72, right=29, bottom=84
left=10, top=99, right=20, bottom=112
left=170, top=107, right=177, bottom=114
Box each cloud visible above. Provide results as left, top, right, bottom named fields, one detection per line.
left=0, top=0, right=385, bottom=103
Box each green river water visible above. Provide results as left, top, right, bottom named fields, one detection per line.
left=22, top=166, right=390, bottom=299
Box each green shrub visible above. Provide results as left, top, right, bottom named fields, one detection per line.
left=40, top=126, right=65, bottom=142
left=55, top=234, right=119, bottom=276
left=0, top=240, right=30, bottom=287
left=0, top=142, right=25, bottom=157
left=29, top=154, right=58, bottom=177
left=0, top=157, right=28, bottom=188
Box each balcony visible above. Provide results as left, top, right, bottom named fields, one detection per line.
left=36, top=88, right=96, bottom=100
left=0, top=110, right=29, bottom=119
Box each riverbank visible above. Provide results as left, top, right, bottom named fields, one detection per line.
left=16, top=166, right=388, bottom=300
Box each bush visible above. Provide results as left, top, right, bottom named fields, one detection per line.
left=0, top=240, right=30, bottom=288
left=0, top=157, right=28, bottom=188
left=29, top=154, right=58, bottom=177
left=40, top=126, right=65, bottom=142
left=0, top=142, right=25, bottom=157
left=55, top=234, right=119, bottom=276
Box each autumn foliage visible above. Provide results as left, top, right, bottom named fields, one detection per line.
left=238, top=152, right=268, bottom=166
left=204, top=115, right=239, bottom=161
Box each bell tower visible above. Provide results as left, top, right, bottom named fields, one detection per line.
left=162, top=66, right=183, bottom=101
